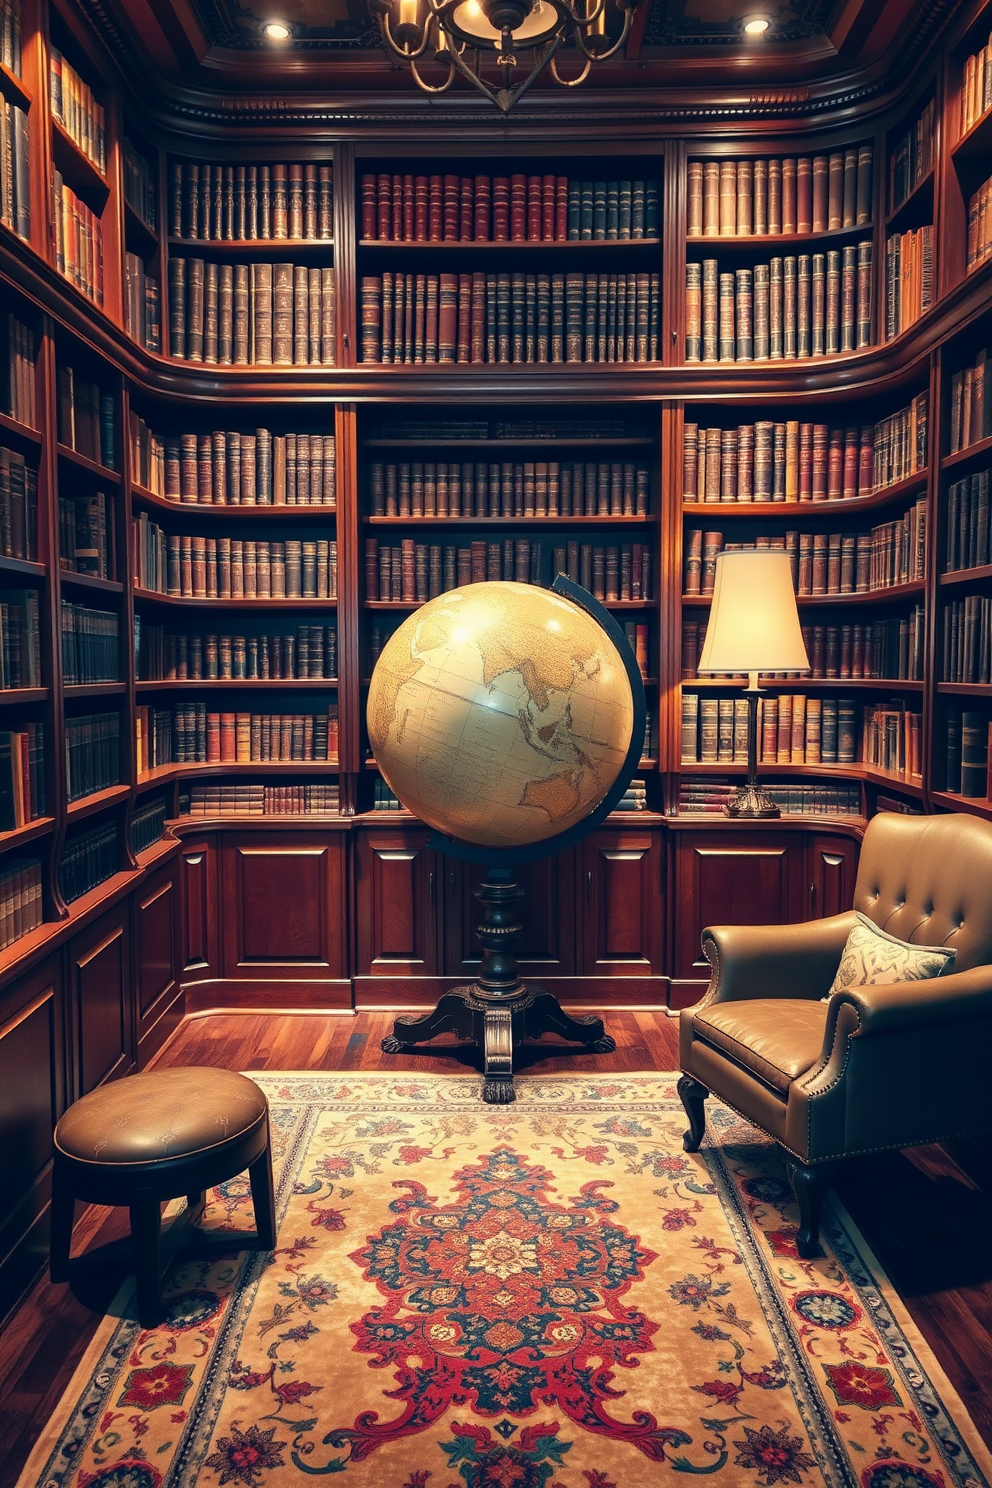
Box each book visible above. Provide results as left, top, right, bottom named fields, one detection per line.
left=170, top=260, right=335, bottom=365
left=171, top=161, right=332, bottom=241
left=687, top=148, right=872, bottom=238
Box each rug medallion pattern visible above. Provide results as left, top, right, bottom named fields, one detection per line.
left=19, top=1074, right=992, bottom=1488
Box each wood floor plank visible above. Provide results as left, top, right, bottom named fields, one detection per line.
left=0, top=1008, right=989, bottom=1488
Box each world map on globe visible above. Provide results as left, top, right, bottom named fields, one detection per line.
left=367, top=581, right=635, bottom=848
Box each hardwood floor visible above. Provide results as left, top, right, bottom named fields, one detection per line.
left=1, top=1009, right=990, bottom=1486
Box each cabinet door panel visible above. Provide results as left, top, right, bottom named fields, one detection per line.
left=71, top=908, right=132, bottom=1095
left=136, top=869, right=178, bottom=1021
left=356, top=830, right=438, bottom=976
left=222, top=835, right=345, bottom=977
left=182, top=838, right=218, bottom=977
left=581, top=830, right=664, bottom=974
left=675, top=834, right=803, bottom=979
left=808, top=835, right=859, bottom=920
left=444, top=853, right=576, bottom=977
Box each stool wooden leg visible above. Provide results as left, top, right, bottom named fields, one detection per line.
left=186, top=1191, right=205, bottom=1220
left=248, top=1147, right=276, bottom=1251
left=129, top=1196, right=163, bottom=1329
left=49, top=1172, right=75, bottom=1285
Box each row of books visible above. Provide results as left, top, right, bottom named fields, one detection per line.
left=0, top=725, right=44, bottom=827
left=682, top=612, right=926, bottom=682
left=132, top=793, right=167, bottom=852
left=57, top=366, right=115, bottom=468
left=945, top=466, right=991, bottom=571
left=65, top=711, right=119, bottom=802
left=0, top=444, right=38, bottom=560
left=889, top=98, right=936, bottom=213
left=942, top=595, right=992, bottom=684
left=372, top=778, right=402, bottom=811
left=370, top=417, right=629, bottom=440
left=968, top=172, right=992, bottom=273
left=133, top=519, right=339, bottom=600
left=0, top=860, right=42, bottom=952
left=170, top=162, right=334, bottom=242
left=136, top=622, right=338, bottom=681
left=687, top=149, right=872, bottom=238
left=364, top=538, right=654, bottom=603
left=2, top=313, right=36, bottom=428
left=360, top=271, right=662, bottom=365
left=0, top=0, right=21, bottom=74
left=945, top=710, right=992, bottom=796
left=369, top=459, right=650, bottom=519
left=168, top=259, right=337, bottom=366
left=683, top=397, right=928, bottom=503
left=615, top=778, right=648, bottom=812
left=0, top=591, right=39, bottom=688
left=685, top=245, right=872, bottom=362
left=682, top=693, right=860, bottom=764
left=128, top=418, right=337, bottom=507
left=123, top=253, right=161, bottom=353
left=0, top=96, right=30, bottom=243
left=885, top=227, right=933, bottom=339
left=49, top=45, right=105, bottom=174
left=677, top=778, right=862, bottom=816
left=624, top=621, right=650, bottom=679
left=360, top=172, right=658, bottom=243
left=123, top=138, right=157, bottom=233
left=54, top=175, right=104, bottom=307
left=58, top=490, right=113, bottom=578
left=60, top=821, right=116, bottom=903
left=949, top=343, right=991, bottom=452
left=61, top=602, right=119, bottom=686
left=864, top=701, right=922, bottom=777
left=961, top=31, right=992, bottom=137
left=685, top=506, right=926, bottom=597
left=183, top=783, right=340, bottom=817
left=136, top=705, right=339, bottom=769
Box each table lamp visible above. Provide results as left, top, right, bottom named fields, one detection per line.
left=697, top=549, right=810, bottom=818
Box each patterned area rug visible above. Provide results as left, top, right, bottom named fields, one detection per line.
left=19, top=1073, right=992, bottom=1488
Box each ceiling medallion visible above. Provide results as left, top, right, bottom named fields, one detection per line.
left=367, top=0, right=645, bottom=112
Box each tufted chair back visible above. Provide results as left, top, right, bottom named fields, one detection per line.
left=853, top=811, right=992, bottom=972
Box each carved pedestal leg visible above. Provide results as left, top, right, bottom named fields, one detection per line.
left=483, top=1006, right=515, bottom=1104
left=678, top=1074, right=710, bottom=1152
left=784, top=1159, right=828, bottom=1258
left=381, top=992, right=477, bottom=1054
left=521, top=989, right=616, bottom=1053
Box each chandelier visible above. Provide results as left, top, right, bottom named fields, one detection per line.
left=368, top=0, right=645, bottom=112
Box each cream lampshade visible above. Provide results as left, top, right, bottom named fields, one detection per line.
left=697, top=549, right=809, bottom=818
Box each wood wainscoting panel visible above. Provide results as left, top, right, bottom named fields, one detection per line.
left=69, top=908, right=133, bottom=1096
left=580, top=828, right=665, bottom=975
left=221, top=834, right=347, bottom=981
left=675, top=832, right=805, bottom=981
left=181, top=838, right=219, bottom=979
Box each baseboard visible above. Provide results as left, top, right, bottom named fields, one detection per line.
left=353, top=975, right=672, bottom=1010
left=182, top=979, right=353, bottom=1013
left=669, top=980, right=708, bottom=1009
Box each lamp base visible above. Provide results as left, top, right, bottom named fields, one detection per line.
left=725, top=781, right=781, bottom=819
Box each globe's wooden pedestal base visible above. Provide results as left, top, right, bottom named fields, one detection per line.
left=380, top=867, right=615, bottom=1103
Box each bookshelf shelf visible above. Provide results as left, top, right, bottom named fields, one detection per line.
left=138, top=761, right=340, bottom=785
left=951, top=109, right=992, bottom=166
left=57, top=445, right=121, bottom=483
left=363, top=437, right=655, bottom=451
left=931, top=788, right=992, bottom=817
left=942, top=433, right=992, bottom=470
left=172, top=812, right=347, bottom=829
left=684, top=677, right=925, bottom=691
left=0, top=60, right=30, bottom=110
left=51, top=119, right=108, bottom=200
left=358, top=238, right=661, bottom=253
left=125, top=202, right=157, bottom=252
left=136, top=678, right=338, bottom=691
left=130, top=486, right=337, bottom=519
left=133, top=589, right=337, bottom=609
left=0, top=411, right=41, bottom=446
left=63, top=682, right=126, bottom=697
left=886, top=169, right=934, bottom=232
left=939, top=564, right=992, bottom=587
left=167, top=238, right=334, bottom=256
left=0, top=555, right=46, bottom=580
left=367, top=514, right=654, bottom=527
left=684, top=580, right=927, bottom=607
left=681, top=759, right=924, bottom=793
left=682, top=481, right=928, bottom=519
left=365, top=597, right=654, bottom=611
left=65, top=784, right=131, bottom=821
left=686, top=222, right=870, bottom=251
left=937, top=682, right=992, bottom=695
left=58, top=572, right=123, bottom=595
left=0, top=688, right=48, bottom=705
left=0, top=816, right=55, bottom=853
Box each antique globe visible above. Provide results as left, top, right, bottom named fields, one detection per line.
left=367, top=580, right=635, bottom=850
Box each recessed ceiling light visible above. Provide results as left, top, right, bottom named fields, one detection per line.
left=743, top=15, right=770, bottom=36
left=262, top=19, right=292, bottom=41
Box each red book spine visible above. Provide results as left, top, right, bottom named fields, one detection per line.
left=444, top=174, right=460, bottom=241
left=527, top=175, right=542, bottom=241
left=457, top=274, right=472, bottom=363
left=556, top=177, right=568, bottom=241
left=376, top=173, right=391, bottom=241
left=471, top=273, right=486, bottom=363
left=403, top=174, right=415, bottom=242
left=493, top=177, right=510, bottom=242
left=429, top=175, right=443, bottom=242
left=511, top=174, right=527, bottom=242
left=361, top=174, right=376, bottom=240
left=439, top=274, right=458, bottom=362
left=460, top=177, right=474, bottom=242
left=474, top=175, right=490, bottom=241
left=392, top=174, right=403, bottom=241
left=414, top=176, right=429, bottom=242
left=542, top=174, right=556, bottom=241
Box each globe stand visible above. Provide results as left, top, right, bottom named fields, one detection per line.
left=381, top=867, right=615, bottom=1103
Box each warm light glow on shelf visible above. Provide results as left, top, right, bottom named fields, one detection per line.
left=262, top=19, right=292, bottom=40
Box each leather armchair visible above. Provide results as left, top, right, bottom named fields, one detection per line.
left=678, top=811, right=992, bottom=1256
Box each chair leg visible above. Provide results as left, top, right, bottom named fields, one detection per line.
left=785, top=1160, right=828, bottom=1258
left=678, top=1074, right=710, bottom=1153
left=248, top=1145, right=277, bottom=1251
left=186, top=1191, right=205, bottom=1221
left=49, top=1171, right=76, bottom=1285
left=129, top=1195, right=164, bottom=1330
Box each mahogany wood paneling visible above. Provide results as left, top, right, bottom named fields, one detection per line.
left=69, top=908, right=132, bottom=1096
left=135, top=868, right=177, bottom=1021
left=220, top=834, right=346, bottom=979
left=675, top=832, right=806, bottom=980
left=580, top=828, right=665, bottom=975
left=807, top=834, right=860, bottom=920
left=443, top=852, right=577, bottom=978
left=355, top=828, right=439, bottom=978
left=181, top=838, right=218, bottom=979
left=0, top=957, right=65, bottom=1319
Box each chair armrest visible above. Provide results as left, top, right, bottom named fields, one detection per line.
left=830, top=962, right=992, bottom=1036
left=700, top=912, right=856, bottom=1006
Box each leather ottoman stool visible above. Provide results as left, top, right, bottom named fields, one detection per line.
left=50, top=1066, right=277, bottom=1328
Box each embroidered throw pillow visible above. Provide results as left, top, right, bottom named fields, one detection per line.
left=826, top=912, right=956, bottom=999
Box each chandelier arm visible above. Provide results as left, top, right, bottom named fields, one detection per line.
left=548, top=50, right=593, bottom=86
left=443, top=40, right=505, bottom=106
left=378, top=11, right=434, bottom=60
left=571, top=5, right=631, bottom=61
left=502, top=32, right=565, bottom=106
left=409, top=52, right=457, bottom=90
